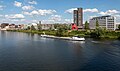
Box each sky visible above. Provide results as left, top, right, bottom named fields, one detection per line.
left=0, top=0, right=120, bottom=24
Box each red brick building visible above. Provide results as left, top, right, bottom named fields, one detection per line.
left=74, top=8, right=83, bottom=29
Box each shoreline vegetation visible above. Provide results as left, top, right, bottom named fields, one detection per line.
left=7, top=29, right=120, bottom=40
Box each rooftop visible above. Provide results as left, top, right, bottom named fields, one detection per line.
left=91, top=15, right=114, bottom=20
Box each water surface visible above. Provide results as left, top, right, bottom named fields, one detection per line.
left=0, top=31, right=120, bottom=71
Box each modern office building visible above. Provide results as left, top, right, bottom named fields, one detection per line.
left=89, top=15, right=116, bottom=30
left=74, top=8, right=83, bottom=29
left=116, top=23, right=120, bottom=30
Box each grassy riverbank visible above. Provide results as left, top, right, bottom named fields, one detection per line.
left=7, top=29, right=120, bottom=40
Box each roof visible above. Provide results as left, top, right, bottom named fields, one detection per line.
left=91, top=15, right=113, bottom=20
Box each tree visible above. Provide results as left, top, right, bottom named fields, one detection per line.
left=31, top=25, right=36, bottom=30
left=67, top=24, right=71, bottom=30
left=54, top=24, right=60, bottom=29
left=37, top=24, right=42, bottom=31
left=90, top=27, right=105, bottom=38
left=84, top=21, right=89, bottom=30
left=27, top=26, right=31, bottom=30
left=96, top=20, right=99, bottom=28
left=54, top=24, right=58, bottom=29
left=55, top=27, right=64, bottom=36
left=118, top=24, right=120, bottom=30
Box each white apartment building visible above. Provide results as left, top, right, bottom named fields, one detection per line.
left=89, top=15, right=116, bottom=30
left=116, top=23, right=120, bottom=30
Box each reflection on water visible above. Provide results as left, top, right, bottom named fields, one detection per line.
left=69, top=40, right=85, bottom=44
left=0, top=31, right=120, bottom=71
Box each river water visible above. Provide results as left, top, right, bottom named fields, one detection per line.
left=0, top=31, right=120, bottom=71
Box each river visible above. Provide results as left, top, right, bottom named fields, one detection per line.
left=0, top=31, right=120, bottom=71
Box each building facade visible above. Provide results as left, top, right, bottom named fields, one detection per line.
left=41, top=24, right=55, bottom=30
left=89, top=15, right=116, bottom=30
left=73, top=8, right=83, bottom=29
left=116, top=23, right=120, bottom=30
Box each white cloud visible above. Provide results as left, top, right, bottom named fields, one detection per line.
left=42, top=20, right=55, bottom=24
left=114, top=14, right=120, bottom=23
left=114, top=14, right=120, bottom=18
left=23, top=9, right=56, bottom=16
left=41, top=15, right=61, bottom=24
left=89, top=15, right=97, bottom=19
left=22, top=5, right=34, bottom=10
left=12, top=19, right=25, bottom=22
left=5, top=14, right=25, bottom=19
left=0, top=14, right=3, bottom=17
left=38, top=9, right=56, bottom=15
left=31, top=20, right=38, bottom=23
left=65, top=8, right=77, bottom=14
left=14, top=1, right=22, bottom=7
left=83, top=8, right=99, bottom=13
left=0, top=5, right=4, bottom=10
left=22, top=11, right=31, bottom=15
left=64, top=19, right=73, bottom=23
left=22, top=10, right=39, bottom=15
left=31, top=10, right=39, bottom=15
left=65, top=8, right=99, bottom=14
left=28, top=1, right=37, bottom=5
left=99, top=10, right=120, bottom=15
left=50, top=15, right=61, bottom=21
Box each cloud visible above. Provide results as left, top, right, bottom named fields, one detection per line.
left=99, top=10, right=120, bottom=15
left=31, top=20, right=38, bottom=23
left=5, top=14, right=25, bottom=19
left=41, top=15, right=62, bottom=24
left=89, top=15, right=97, bottom=19
left=65, top=8, right=77, bottom=14
left=0, top=5, right=4, bottom=10
left=65, top=8, right=99, bottom=14
left=28, top=1, right=37, bottom=5
left=42, top=15, right=74, bottom=24
left=38, top=9, right=56, bottom=15
left=30, top=10, right=39, bottom=15
left=11, top=19, right=25, bottom=22
left=114, top=14, right=120, bottom=23
left=64, top=19, right=73, bottom=23
left=22, top=5, right=34, bottom=10
left=114, top=14, right=120, bottom=18
left=22, top=11, right=31, bottom=15
left=14, top=1, right=22, bottom=7
left=0, top=14, right=3, bottom=17
left=50, top=15, right=61, bottom=21
left=23, top=9, right=56, bottom=16
left=83, top=8, right=99, bottom=13
left=42, top=20, right=55, bottom=24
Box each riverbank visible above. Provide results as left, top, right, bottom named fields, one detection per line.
left=6, top=29, right=120, bottom=39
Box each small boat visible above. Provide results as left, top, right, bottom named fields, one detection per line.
left=41, top=32, right=48, bottom=37
left=71, top=36, right=85, bottom=41
left=41, top=34, right=48, bottom=37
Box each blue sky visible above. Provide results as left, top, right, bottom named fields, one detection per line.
left=0, top=0, right=120, bottom=24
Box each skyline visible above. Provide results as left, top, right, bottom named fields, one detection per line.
left=0, top=0, right=120, bottom=24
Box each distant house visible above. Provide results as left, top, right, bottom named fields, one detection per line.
left=32, top=23, right=38, bottom=30
left=18, top=24, right=24, bottom=29
left=41, top=24, right=54, bottom=30
left=0, top=23, right=9, bottom=30
left=1, top=23, right=9, bottom=28
left=9, top=24, right=15, bottom=30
